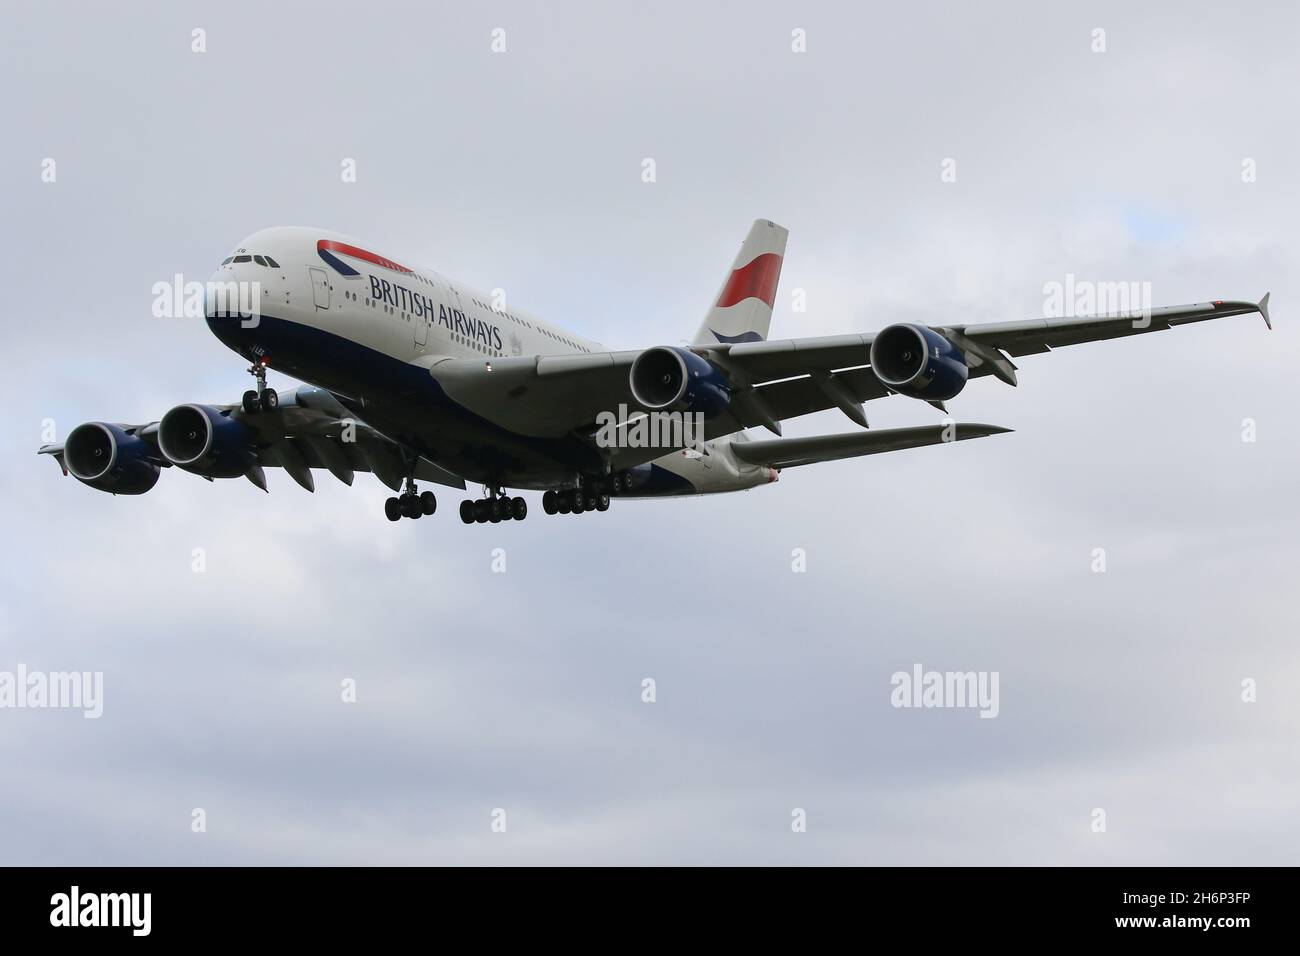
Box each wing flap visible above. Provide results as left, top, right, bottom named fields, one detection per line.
left=703, top=367, right=892, bottom=439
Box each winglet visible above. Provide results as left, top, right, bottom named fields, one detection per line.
left=1259, top=292, right=1272, bottom=331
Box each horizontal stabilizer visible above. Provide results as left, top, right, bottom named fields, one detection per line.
left=730, top=422, right=1012, bottom=470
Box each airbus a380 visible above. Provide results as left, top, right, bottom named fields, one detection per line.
left=39, top=220, right=1271, bottom=524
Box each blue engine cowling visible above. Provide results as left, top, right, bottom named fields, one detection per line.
left=869, top=323, right=969, bottom=401
left=629, top=346, right=731, bottom=418
left=64, top=422, right=161, bottom=494
left=157, top=404, right=254, bottom=478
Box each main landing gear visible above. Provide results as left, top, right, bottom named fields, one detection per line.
left=385, top=476, right=437, bottom=522
left=540, top=470, right=627, bottom=516
left=458, top=489, right=527, bottom=524
left=241, top=358, right=279, bottom=414
left=541, top=488, right=611, bottom=516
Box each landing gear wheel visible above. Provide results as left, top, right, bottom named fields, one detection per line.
left=511, top=496, right=527, bottom=521
left=459, top=500, right=475, bottom=524
left=596, top=494, right=610, bottom=512
left=401, top=496, right=421, bottom=519
left=572, top=491, right=587, bottom=513
left=474, top=499, right=490, bottom=523
left=556, top=494, right=572, bottom=515
left=542, top=490, right=558, bottom=515
left=245, top=360, right=273, bottom=413
left=384, top=497, right=402, bottom=522
left=419, top=491, right=437, bottom=515
left=609, top=473, right=624, bottom=494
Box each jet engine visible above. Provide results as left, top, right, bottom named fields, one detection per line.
left=869, top=323, right=969, bottom=401
left=157, top=404, right=254, bottom=478
left=63, top=422, right=161, bottom=494
left=629, top=347, right=731, bottom=417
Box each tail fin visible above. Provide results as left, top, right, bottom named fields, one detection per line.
left=691, top=219, right=788, bottom=345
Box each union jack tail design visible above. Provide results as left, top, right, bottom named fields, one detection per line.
left=692, top=219, right=788, bottom=346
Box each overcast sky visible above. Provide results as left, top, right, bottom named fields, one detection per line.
left=2, top=0, right=1298, bottom=864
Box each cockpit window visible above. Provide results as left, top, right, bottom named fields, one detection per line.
left=253, top=255, right=267, bottom=266
left=221, top=257, right=233, bottom=265
left=233, top=255, right=252, bottom=263
left=264, top=256, right=280, bottom=268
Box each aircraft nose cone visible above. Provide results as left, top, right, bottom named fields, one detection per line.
left=204, top=269, right=230, bottom=319
left=205, top=265, right=258, bottom=321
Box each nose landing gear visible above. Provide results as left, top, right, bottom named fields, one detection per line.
left=241, top=358, right=278, bottom=413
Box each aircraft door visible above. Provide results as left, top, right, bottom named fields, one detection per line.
left=415, top=300, right=429, bottom=349
left=309, top=268, right=330, bottom=310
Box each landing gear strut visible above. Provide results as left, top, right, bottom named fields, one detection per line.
left=241, top=358, right=278, bottom=413
left=459, top=487, right=527, bottom=524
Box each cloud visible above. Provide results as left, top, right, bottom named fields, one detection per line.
left=1, top=0, right=1296, bottom=865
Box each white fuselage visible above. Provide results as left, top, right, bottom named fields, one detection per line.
left=207, top=227, right=775, bottom=496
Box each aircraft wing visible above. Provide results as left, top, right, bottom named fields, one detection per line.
left=730, top=423, right=1011, bottom=469
left=937, top=295, right=1271, bottom=384
left=429, top=295, right=1269, bottom=443
left=38, top=386, right=466, bottom=493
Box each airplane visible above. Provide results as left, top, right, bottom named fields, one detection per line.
left=38, top=220, right=1271, bottom=524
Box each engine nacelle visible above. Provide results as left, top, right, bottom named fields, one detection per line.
left=64, top=422, right=161, bottom=494
left=158, top=404, right=253, bottom=478
left=869, top=323, right=969, bottom=401
left=629, top=347, right=731, bottom=418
